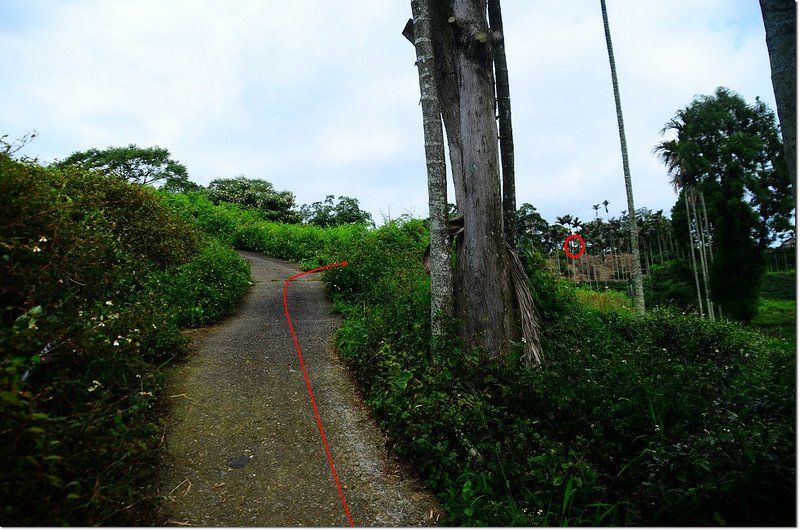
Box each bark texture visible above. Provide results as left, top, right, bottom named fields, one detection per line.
left=452, top=0, right=516, bottom=357
left=600, top=0, right=646, bottom=314
left=759, top=0, right=797, bottom=207
left=488, top=0, right=516, bottom=246
left=411, top=0, right=454, bottom=355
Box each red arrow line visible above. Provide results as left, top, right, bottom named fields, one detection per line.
left=282, top=261, right=354, bottom=527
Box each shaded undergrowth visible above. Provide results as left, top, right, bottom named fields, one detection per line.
left=0, top=157, right=250, bottom=525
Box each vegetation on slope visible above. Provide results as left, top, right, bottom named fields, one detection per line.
left=0, top=155, right=250, bottom=525
left=4, top=177, right=793, bottom=526
left=176, top=198, right=794, bottom=526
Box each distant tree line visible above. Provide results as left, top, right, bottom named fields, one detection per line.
left=55, top=144, right=373, bottom=228
left=516, top=86, right=794, bottom=323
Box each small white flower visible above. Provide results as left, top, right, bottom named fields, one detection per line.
left=32, top=246, right=41, bottom=253
left=113, top=340, right=120, bottom=346
left=38, top=236, right=48, bottom=243
left=105, top=300, right=113, bottom=306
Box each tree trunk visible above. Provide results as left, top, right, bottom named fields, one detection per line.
left=405, top=5, right=467, bottom=208
left=600, top=0, right=645, bottom=313
left=487, top=0, right=516, bottom=247
left=411, top=0, right=454, bottom=357
left=684, top=191, right=705, bottom=318
left=760, top=0, right=797, bottom=208
left=689, top=190, right=715, bottom=320
left=452, top=0, right=517, bottom=358
left=699, top=191, right=714, bottom=261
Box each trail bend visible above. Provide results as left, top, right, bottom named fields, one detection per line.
left=158, top=251, right=439, bottom=527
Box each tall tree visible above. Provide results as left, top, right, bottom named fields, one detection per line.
left=301, top=195, right=373, bottom=227
left=488, top=0, right=516, bottom=247
left=207, top=176, right=299, bottom=223
left=57, top=144, right=197, bottom=191
left=655, top=128, right=715, bottom=318
left=759, top=0, right=796, bottom=207
left=451, top=0, right=517, bottom=358
left=655, top=88, right=791, bottom=321
left=600, top=0, right=645, bottom=313
left=411, top=0, right=453, bottom=357
left=405, top=0, right=542, bottom=366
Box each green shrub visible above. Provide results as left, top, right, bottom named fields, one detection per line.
left=155, top=238, right=252, bottom=327
left=644, top=258, right=700, bottom=311
left=162, top=193, right=795, bottom=526
left=1, top=155, right=251, bottom=525
left=303, top=218, right=796, bottom=527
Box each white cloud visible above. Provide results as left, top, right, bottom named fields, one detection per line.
left=0, top=0, right=777, bottom=227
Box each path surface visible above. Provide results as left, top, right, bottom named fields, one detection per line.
left=158, top=252, right=440, bottom=526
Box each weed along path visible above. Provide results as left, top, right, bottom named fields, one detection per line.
left=158, top=251, right=439, bottom=526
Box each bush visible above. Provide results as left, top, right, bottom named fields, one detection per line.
left=644, top=259, right=700, bottom=311
left=155, top=238, right=252, bottom=327
left=295, top=218, right=797, bottom=526
left=0, top=155, right=251, bottom=525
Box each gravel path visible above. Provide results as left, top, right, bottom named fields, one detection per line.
left=158, top=252, right=440, bottom=527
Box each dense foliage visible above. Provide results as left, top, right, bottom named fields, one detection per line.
left=657, top=87, right=793, bottom=321
left=6, top=171, right=792, bottom=526
left=56, top=144, right=198, bottom=192
left=318, top=231, right=794, bottom=526
left=179, top=200, right=794, bottom=526
left=205, top=175, right=300, bottom=223
left=300, top=194, right=374, bottom=228
left=0, top=155, right=251, bottom=525
left=643, top=259, right=700, bottom=311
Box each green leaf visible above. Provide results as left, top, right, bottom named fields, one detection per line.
left=0, top=391, right=20, bottom=405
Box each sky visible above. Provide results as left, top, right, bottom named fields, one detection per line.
left=0, top=0, right=778, bottom=226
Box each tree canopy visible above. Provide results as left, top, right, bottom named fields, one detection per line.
left=56, top=144, right=199, bottom=192
left=300, top=195, right=373, bottom=227
left=206, top=176, right=299, bottom=223
left=655, top=87, right=793, bottom=321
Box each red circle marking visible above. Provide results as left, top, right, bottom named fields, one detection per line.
left=563, top=234, right=585, bottom=259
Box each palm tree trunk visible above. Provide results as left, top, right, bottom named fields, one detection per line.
left=601, top=0, right=645, bottom=313
left=411, top=0, right=453, bottom=356
left=684, top=191, right=705, bottom=317
left=689, top=191, right=715, bottom=320
left=451, top=0, right=517, bottom=358
left=488, top=0, right=517, bottom=247
left=699, top=191, right=714, bottom=261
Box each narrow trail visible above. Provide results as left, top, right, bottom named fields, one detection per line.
left=158, top=252, right=440, bottom=526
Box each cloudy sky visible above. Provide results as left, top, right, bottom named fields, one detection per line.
left=0, top=0, right=777, bottom=226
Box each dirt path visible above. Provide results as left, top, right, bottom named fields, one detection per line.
left=157, top=252, right=440, bottom=526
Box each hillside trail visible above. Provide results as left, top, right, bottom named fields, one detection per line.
left=158, top=252, right=440, bottom=526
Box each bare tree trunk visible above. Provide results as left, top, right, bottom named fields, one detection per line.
left=699, top=191, right=714, bottom=261
left=689, top=190, right=715, bottom=320
left=601, top=0, right=645, bottom=313
left=411, top=0, right=454, bottom=357
left=452, top=0, right=517, bottom=358
left=405, top=5, right=466, bottom=208
left=487, top=0, right=516, bottom=246
left=684, top=191, right=705, bottom=318
left=555, top=245, right=561, bottom=276
left=760, top=0, right=797, bottom=208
